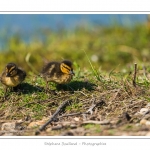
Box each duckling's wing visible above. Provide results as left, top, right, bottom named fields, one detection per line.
left=18, top=68, right=26, bottom=80
left=0, top=71, right=6, bottom=83
left=41, top=62, right=60, bottom=75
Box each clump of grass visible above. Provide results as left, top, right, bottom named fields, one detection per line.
left=83, top=49, right=103, bottom=82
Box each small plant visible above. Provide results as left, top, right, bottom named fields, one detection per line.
left=83, top=49, right=104, bottom=82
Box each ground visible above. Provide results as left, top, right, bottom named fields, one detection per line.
left=0, top=67, right=150, bottom=136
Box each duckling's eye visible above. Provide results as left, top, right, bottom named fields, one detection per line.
left=9, top=71, right=13, bottom=75
left=11, top=70, right=17, bottom=75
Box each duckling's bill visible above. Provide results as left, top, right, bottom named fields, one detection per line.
left=69, top=70, right=75, bottom=75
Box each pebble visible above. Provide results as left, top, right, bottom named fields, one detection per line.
left=146, top=103, right=150, bottom=108
left=140, top=119, right=150, bottom=126
left=27, top=117, right=48, bottom=129
left=70, top=124, right=77, bottom=129
left=27, top=120, right=46, bottom=128
left=139, top=108, right=149, bottom=115
left=1, top=122, right=16, bottom=131
left=74, top=117, right=80, bottom=122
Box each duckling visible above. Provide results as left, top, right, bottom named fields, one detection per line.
left=40, top=60, right=75, bottom=90
left=0, top=62, right=26, bottom=95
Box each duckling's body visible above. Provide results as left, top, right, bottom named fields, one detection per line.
left=41, top=60, right=74, bottom=89
left=0, top=63, right=26, bottom=94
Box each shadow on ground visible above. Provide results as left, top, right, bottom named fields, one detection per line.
left=13, top=82, right=44, bottom=94
left=56, top=80, right=96, bottom=91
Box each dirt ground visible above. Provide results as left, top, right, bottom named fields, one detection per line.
left=0, top=80, right=150, bottom=136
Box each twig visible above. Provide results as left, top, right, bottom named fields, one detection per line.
left=133, top=63, right=137, bottom=87
left=86, top=100, right=105, bottom=114
left=74, top=91, right=88, bottom=97
left=58, top=100, right=105, bottom=119
left=126, top=100, right=144, bottom=108
left=59, top=112, right=89, bottom=118
left=38, top=99, right=71, bottom=132
left=82, top=120, right=110, bottom=125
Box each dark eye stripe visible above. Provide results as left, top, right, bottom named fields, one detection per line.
left=62, top=64, right=71, bottom=70
left=8, top=66, right=16, bottom=73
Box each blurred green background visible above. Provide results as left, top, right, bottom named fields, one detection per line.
left=0, top=14, right=150, bottom=74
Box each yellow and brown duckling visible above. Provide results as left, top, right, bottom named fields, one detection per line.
left=40, top=60, right=75, bottom=90
left=0, top=62, right=26, bottom=95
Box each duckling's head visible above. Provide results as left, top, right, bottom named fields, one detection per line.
left=5, top=63, right=18, bottom=77
left=60, top=60, right=75, bottom=75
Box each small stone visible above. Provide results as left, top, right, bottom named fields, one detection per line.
left=146, top=103, right=150, bottom=108
left=74, top=117, right=80, bottom=122
left=146, top=121, right=150, bottom=126
left=135, top=123, right=140, bottom=127
left=70, top=124, right=77, bottom=129
left=139, top=108, right=149, bottom=115
left=27, top=118, right=48, bottom=129
left=1, top=122, right=16, bottom=131
left=27, top=122, right=39, bottom=128
left=140, top=119, right=147, bottom=125
left=140, top=119, right=150, bottom=126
